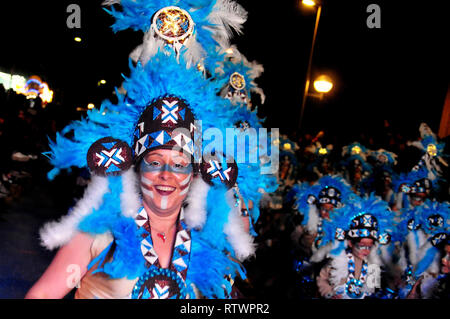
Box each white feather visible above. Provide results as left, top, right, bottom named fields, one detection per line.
left=223, top=189, right=255, bottom=261
left=120, top=168, right=141, bottom=218
left=329, top=249, right=348, bottom=287
left=310, top=243, right=332, bottom=263
left=102, top=0, right=121, bottom=5
left=208, top=0, right=247, bottom=47
left=183, top=177, right=210, bottom=229
left=306, top=204, right=319, bottom=234
left=39, top=175, right=110, bottom=250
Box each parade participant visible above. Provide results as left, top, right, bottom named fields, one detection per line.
left=25, top=50, right=273, bottom=299
left=363, top=149, right=398, bottom=207
left=340, top=142, right=372, bottom=195
left=407, top=123, right=448, bottom=180
left=292, top=175, right=356, bottom=260
left=315, top=194, right=396, bottom=299
left=398, top=201, right=449, bottom=298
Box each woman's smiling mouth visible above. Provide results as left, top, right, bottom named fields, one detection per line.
left=154, top=185, right=176, bottom=195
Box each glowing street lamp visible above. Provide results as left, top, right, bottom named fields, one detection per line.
left=87, top=103, right=95, bottom=109
left=313, top=75, right=333, bottom=93
left=74, top=37, right=82, bottom=42
left=302, top=0, right=317, bottom=7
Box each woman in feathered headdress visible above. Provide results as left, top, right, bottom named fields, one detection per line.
left=339, top=142, right=373, bottom=195
left=25, top=49, right=274, bottom=299
left=407, top=122, right=448, bottom=180
left=315, top=194, right=398, bottom=299
left=290, top=175, right=357, bottom=261
left=392, top=166, right=439, bottom=212
left=397, top=201, right=449, bottom=298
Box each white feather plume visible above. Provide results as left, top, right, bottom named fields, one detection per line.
left=183, top=177, right=210, bottom=229
left=208, top=0, right=247, bottom=46
left=120, top=168, right=141, bottom=218
left=39, top=175, right=110, bottom=250
left=306, top=204, right=320, bottom=234
left=223, top=189, right=255, bottom=261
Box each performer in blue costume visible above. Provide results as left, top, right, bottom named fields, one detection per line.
left=25, top=0, right=277, bottom=299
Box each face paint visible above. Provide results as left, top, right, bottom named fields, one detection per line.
left=140, top=149, right=193, bottom=215
left=351, top=238, right=374, bottom=259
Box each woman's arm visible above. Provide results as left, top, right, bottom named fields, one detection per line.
left=24, top=232, right=94, bottom=299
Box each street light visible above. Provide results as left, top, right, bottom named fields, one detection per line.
left=313, top=74, right=333, bottom=93
left=298, top=0, right=322, bottom=130
left=302, top=0, right=317, bottom=7
left=74, top=37, right=82, bottom=42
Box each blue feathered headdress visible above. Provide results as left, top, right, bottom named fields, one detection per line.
left=409, top=200, right=449, bottom=277
left=313, top=175, right=357, bottom=205
left=45, top=52, right=237, bottom=179
left=392, top=167, right=438, bottom=194
left=211, top=46, right=265, bottom=106
left=417, top=200, right=450, bottom=239
left=103, top=0, right=247, bottom=68
left=319, top=194, right=397, bottom=253
left=340, top=142, right=372, bottom=173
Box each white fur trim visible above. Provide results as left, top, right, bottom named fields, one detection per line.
left=306, top=204, right=319, bottom=234
left=223, top=189, right=255, bottom=261
left=183, top=177, right=210, bottom=229
left=39, top=175, right=110, bottom=250
left=310, top=243, right=332, bottom=263
left=120, top=168, right=141, bottom=218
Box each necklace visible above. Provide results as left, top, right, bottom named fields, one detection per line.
left=133, top=207, right=192, bottom=299
left=345, top=252, right=368, bottom=299
left=148, top=220, right=176, bottom=243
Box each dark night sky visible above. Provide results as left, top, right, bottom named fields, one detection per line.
left=0, top=0, right=448, bottom=144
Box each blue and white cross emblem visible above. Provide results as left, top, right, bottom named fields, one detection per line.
left=207, top=160, right=232, bottom=181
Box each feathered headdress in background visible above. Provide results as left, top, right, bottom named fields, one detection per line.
left=292, top=175, right=356, bottom=234
left=210, top=45, right=265, bottom=107
left=319, top=194, right=397, bottom=257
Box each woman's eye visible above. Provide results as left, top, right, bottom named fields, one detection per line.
left=174, top=163, right=186, bottom=169
left=144, top=159, right=161, bottom=167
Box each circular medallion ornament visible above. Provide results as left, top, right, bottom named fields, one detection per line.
left=229, top=72, right=246, bottom=91
left=152, top=6, right=194, bottom=44
left=132, top=268, right=187, bottom=299
left=430, top=232, right=448, bottom=247
left=427, top=214, right=444, bottom=228
left=200, top=152, right=238, bottom=190
left=86, top=137, right=133, bottom=176
left=407, top=218, right=421, bottom=231
left=378, top=232, right=391, bottom=245
left=346, top=278, right=364, bottom=299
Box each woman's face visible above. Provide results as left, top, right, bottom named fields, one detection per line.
left=349, top=238, right=374, bottom=260
left=140, top=149, right=193, bottom=216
